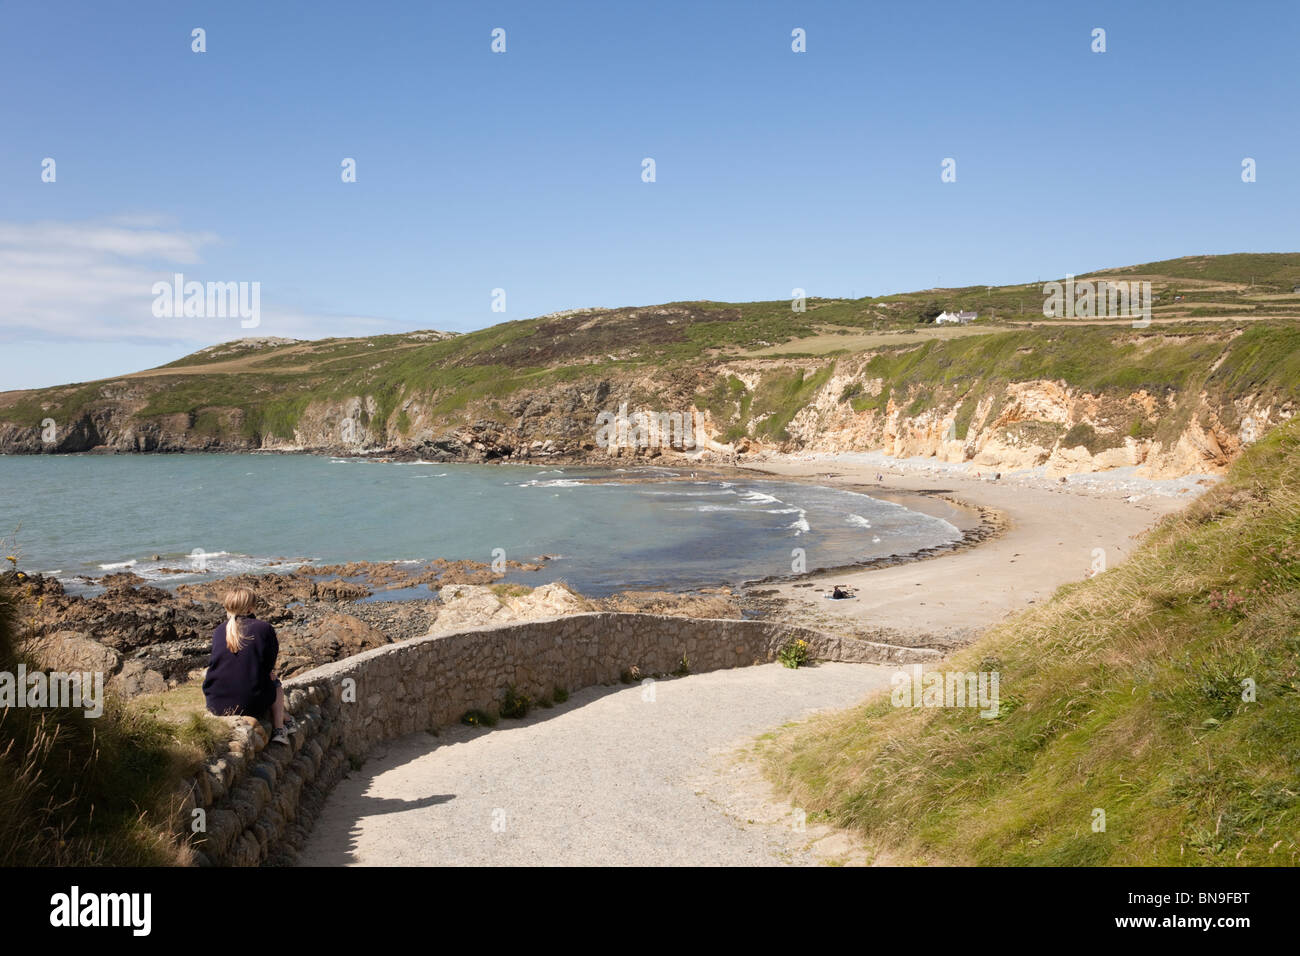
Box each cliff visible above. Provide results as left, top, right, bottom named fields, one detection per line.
left=4, top=254, right=1300, bottom=478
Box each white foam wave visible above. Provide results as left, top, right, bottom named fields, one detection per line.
left=641, top=488, right=736, bottom=497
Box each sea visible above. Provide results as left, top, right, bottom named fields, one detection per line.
left=0, top=454, right=963, bottom=598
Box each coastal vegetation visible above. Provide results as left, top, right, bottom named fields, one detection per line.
left=763, top=417, right=1300, bottom=865
left=0, top=570, right=218, bottom=865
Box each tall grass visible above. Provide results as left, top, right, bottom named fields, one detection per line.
left=764, top=418, right=1300, bottom=865
left=0, top=584, right=211, bottom=865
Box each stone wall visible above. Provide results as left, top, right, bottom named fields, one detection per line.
left=177, top=612, right=935, bottom=866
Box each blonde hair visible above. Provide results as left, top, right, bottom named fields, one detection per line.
left=222, top=588, right=257, bottom=653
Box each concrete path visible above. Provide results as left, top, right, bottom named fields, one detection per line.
left=297, top=661, right=894, bottom=866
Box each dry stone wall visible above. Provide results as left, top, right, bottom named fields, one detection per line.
left=177, top=612, right=934, bottom=866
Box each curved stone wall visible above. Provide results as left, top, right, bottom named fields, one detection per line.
left=176, top=612, right=936, bottom=865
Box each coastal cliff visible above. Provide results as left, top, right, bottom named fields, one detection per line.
left=4, top=254, right=1300, bottom=479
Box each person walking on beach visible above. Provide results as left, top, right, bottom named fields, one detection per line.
left=202, top=587, right=296, bottom=745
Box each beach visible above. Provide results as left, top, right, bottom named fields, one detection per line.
left=736, top=452, right=1210, bottom=646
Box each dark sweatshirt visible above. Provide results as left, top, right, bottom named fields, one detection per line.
left=202, top=615, right=279, bottom=717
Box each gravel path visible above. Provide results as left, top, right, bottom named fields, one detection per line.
left=297, top=662, right=894, bottom=866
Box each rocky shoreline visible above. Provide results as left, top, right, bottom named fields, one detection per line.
left=3, top=557, right=539, bottom=696
left=3, top=552, right=755, bottom=699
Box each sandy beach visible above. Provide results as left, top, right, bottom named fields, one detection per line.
left=736, top=452, right=1211, bottom=647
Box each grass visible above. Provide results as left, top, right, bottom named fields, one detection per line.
left=763, top=417, right=1300, bottom=865
left=701, top=365, right=835, bottom=444
left=128, top=682, right=228, bottom=756
left=490, top=583, right=533, bottom=600
left=0, top=586, right=219, bottom=865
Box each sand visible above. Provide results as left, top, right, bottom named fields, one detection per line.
left=737, top=452, right=1205, bottom=646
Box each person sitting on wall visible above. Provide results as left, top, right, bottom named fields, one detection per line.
left=203, top=587, right=297, bottom=746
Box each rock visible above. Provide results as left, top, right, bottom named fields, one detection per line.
left=23, top=630, right=122, bottom=674
left=429, top=582, right=590, bottom=633
left=108, top=659, right=168, bottom=697
left=277, top=613, right=389, bottom=675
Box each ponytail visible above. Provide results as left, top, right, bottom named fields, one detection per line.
left=225, top=611, right=243, bottom=653
left=221, top=588, right=257, bottom=654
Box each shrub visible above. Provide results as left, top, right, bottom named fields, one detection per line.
left=500, top=685, right=531, bottom=719
left=778, top=638, right=810, bottom=669
left=460, top=709, right=497, bottom=728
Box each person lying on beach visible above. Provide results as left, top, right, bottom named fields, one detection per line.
left=202, top=587, right=297, bottom=746
left=830, top=585, right=854, bottom=600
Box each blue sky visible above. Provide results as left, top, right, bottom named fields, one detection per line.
left=1, top=0, right=1297, bottom=388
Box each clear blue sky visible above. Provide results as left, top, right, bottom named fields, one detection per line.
left=1, top=0, right=1297, bottom=388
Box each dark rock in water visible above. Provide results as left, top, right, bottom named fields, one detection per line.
left=101, top=570, right=148, bottom=590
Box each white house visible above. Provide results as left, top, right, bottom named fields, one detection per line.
left=935, top=310, right=977, bottom=325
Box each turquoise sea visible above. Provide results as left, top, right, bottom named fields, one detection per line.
left=0, top=454, right=963, bottom=597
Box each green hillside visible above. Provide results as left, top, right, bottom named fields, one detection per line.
left=764, top=417, right=1300, bottom=865
left=2, top=252, right=1300, bottom=452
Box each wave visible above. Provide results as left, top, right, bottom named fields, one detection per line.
left=519, top=478, right=586, bottom=488
left=91, top=551, right=307, bottom=584
left=640, top=488, right=736, bottom=497
left=846, top=513, right=873, bottom=529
